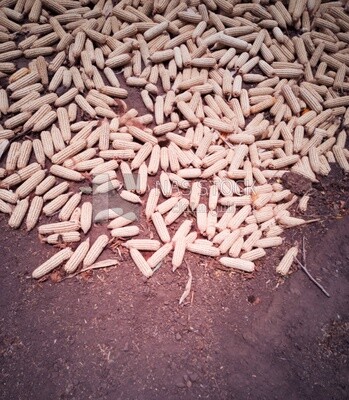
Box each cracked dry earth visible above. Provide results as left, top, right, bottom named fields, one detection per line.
left=0, top=165, right=348, bottom=400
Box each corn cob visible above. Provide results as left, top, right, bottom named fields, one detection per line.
left=43, top=193, right=72, bottom=217
left=276, top=246, right=298, bottom=275
left=51, top=140, right=86, bottom=165
left=16, top=140, right=32, bottom=170
left=5, top=142, right=21, bottom=172
left=0, top=189, right=17, bottom=204
left=187, top=243, right=220, bottom=257
left=151, top=212, right=171, bottom=243
left=107, top=212, right=137, bottom=230
left=1, top=163, right=41, bottom=189
left=64, top=238, right=90, bottom=274
left=43, top=182, right=69, bottom=202
left=164, top=198, right=190, bottom=226
left=111, top=226, right=140, bottom=238
left=83, top=235, right=109, bottom=267
left=50, top=165, right=84, bottom=181
left=255, top=237, right=283, bottom=248
left=59, top=193, right=82, bottom=221
left=44, top=231, right=81, bottom=245
left=26, top=196, right=44, bottom=231
left=147, top=243, right=173, bottom=269
left=0, top=198, right=12, bottom=214
left=219, top=257, right=255, bottom=272
left=8, top=198, right=29, bottom=229
left=32, top=248, right=73, bottom=279
left=32, top=139, right=45, bottom=167
left=16, top=170, right=46, bottom=199
left=130, top=248, right=153, bottom=278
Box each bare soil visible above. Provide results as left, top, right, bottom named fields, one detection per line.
left=0, top=164, right=348, bottom=400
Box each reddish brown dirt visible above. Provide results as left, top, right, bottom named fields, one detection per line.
left=0, top=165, right=348, bottom=400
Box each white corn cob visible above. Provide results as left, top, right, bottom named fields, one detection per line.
left=187, top=243, right=220, bottom=257
left=147, top=243, right=173, bottom=269
left=145, top=188, right=160, bottom=220
left=17, top=140, right=33, bottom=170
left=276, top=246, right=298, bottom=276
left=26, top=196, right=43, bottom=231
left=94, top=179, right=121, bottom=195
left=43, top=182, right=69, bottom=202
left=43, top=193, right=72, bottom=216
left=172, top=220, right=193, bottom=244
left=255, top=237, right=283, bottom=248
left=51, top=140, right=86, bottom=165
left=8, top=198, right=29, bottom=229
left=64, top=238, right=90, bottom=274
left=172, top=236, right=186, bottom=271
left=1, top=163, right=41, bottom=189
left=151, top=212, right=171, bottom=243
left=219, top=230, right=241, bottom=255
left=0, top=189, right=17, bottom=205
left=120, top=190, right=142, bottom=204
left=50, top=165, right=84, bottom=181
left=130, top=248, right=153, bottom=278
left=16, top=170, right=46, bottom=199
left=164, top=198, right=189, bottom=225
left=219, top=257, right=255, bottom=272
left=59, top=192, right=82, bottom=221
left=83, top=235, right=109, bottom=267
left=32, top=248, right=73, bottom=279
left=111, top=226, right=140, bottom=238
left=124, top=240, right=161, bottom=251
left=108, top=212, right=137, bottom=230
left=44, top=232, right=81, bottom=245
left=241, top=248, right=266, bottom=262
left=80, top=202, right=92, bottom=234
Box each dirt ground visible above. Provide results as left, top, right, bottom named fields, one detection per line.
left=0, top=163, right=348, bottom=400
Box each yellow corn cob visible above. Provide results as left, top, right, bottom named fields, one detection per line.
left=26, top=195, right=43, bottom=231
left=8, top=198, right=29, bottom=229
left=32, top=248, right=73, bottom=279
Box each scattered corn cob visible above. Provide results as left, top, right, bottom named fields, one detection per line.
left=32, top=248, right=73, bottom=279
